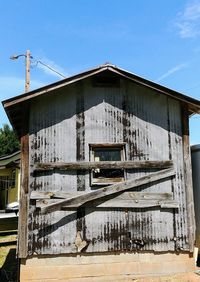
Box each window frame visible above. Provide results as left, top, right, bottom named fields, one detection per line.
left=89, top=143, right=126, bottom=186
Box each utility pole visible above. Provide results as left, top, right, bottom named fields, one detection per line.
left=10, top=50, right=66, bottom=92
left=25, top=50, right=31, bottom=92
left=10, top=50, right=32, bottom=93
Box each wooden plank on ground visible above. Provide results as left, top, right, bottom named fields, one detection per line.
left=0, top=217, right=18, bottom=232
left=34, top=160, right=173, bottom=171
left=39, top=168, right=175, bottom=214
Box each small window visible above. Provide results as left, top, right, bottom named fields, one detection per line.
left=90, top=144, right=125, bottom=185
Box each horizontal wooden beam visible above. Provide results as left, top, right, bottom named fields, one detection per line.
left=34, top=160, right=173, bottom=171
left=36, top=198, right=178, bottom=209
left=31, top=191, right=56, bottom=199
left=34, top=191, right=178, bottom=209
left=31, top=191, right=173, bottom=201
left=38, top=168, right=175, bottom=214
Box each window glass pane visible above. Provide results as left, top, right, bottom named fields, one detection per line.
left=93, top=169, right=124, bottom=179
left=91, top=146, right=125, bottom=184
left=94, top=148, right=121, bottom=161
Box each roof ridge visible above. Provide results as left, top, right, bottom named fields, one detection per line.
left=99, top=62, right=117, bottom=68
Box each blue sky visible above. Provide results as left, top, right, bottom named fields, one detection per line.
left=0, top=0, right=200, bottom=144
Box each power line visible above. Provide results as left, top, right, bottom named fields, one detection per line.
left=35, top=60, right=66, bottom=79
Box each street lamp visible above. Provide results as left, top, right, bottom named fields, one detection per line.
left=10, top=50, right=32, bottom=92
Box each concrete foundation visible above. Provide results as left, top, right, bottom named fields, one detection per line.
left=20, top=252, right=196, bottom=281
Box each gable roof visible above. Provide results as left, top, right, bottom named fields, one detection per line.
left=2, top=63, right=200, bottom=137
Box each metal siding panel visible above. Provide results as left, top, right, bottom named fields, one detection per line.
left=123, top=82, right=174, bottom=252
left=28, top=87, right=78, bottom=255
left=84, top=82, right=126, bottom=252
left=168, top=98, right=188, bottom=250
left=83, top=80, right=175, bottom=253
left=27, top=78, right=187, bottom=255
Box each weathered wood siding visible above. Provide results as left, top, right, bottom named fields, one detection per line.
left=28, top=77, right=188, bottom=255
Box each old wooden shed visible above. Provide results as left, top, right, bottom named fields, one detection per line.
left=3, top=64, right=200, bottom=281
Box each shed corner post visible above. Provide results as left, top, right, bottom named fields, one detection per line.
left=182, top=103, right=196, bottom=252
left=17, top=126, right=29, bottom=258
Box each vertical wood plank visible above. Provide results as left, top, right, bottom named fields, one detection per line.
left=76, top=82, right=86, bottom=248
left=18, top=133, right=29, bottom=258
left=182, top=103, right=195, bottom=252
left=76, top=82, right=85, bottom=191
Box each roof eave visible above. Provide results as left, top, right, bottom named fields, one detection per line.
left=2, top=65, right=109, bottom=109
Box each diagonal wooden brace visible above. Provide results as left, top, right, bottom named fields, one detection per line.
left=39, top=168, right=175, bottom=214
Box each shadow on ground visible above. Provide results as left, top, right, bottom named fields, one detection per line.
left=0, top=248, right=19, bottom=282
